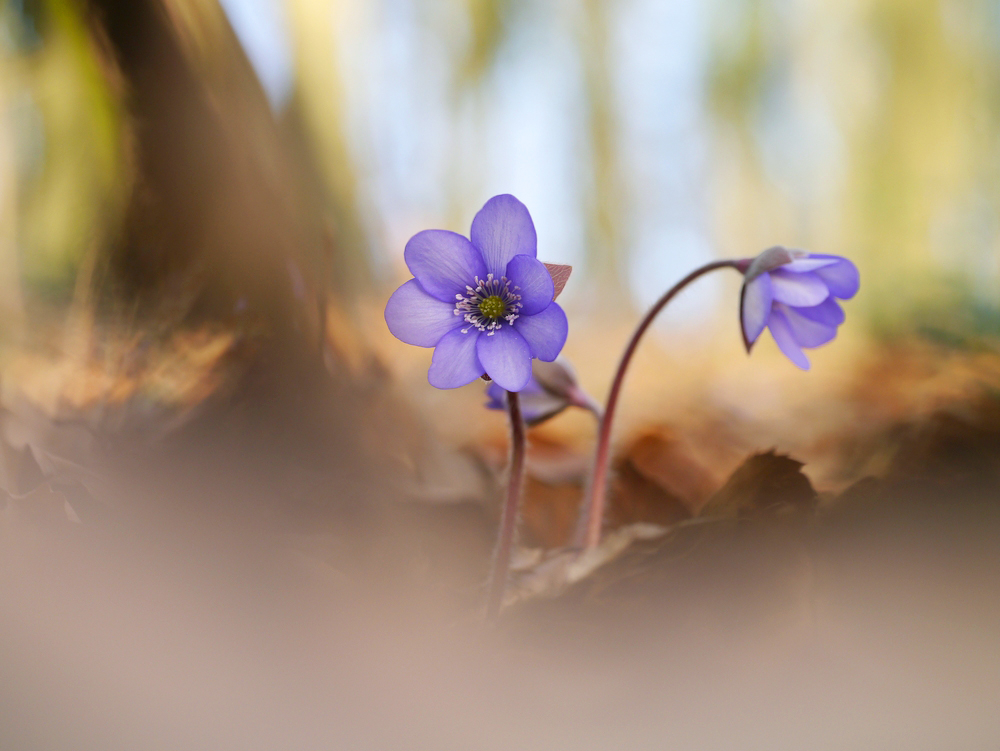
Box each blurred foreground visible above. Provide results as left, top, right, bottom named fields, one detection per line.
left=1, top=330, right=999, bottom=750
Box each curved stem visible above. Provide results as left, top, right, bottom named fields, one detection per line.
left=576, top=260, right=742, bottom=549
left=485, top=389, right=526, bottom=620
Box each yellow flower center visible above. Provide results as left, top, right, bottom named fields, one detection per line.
left=478, top=295, right=505, bottom=319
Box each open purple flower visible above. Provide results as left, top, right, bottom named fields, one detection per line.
left=385, top=195, right=568, bottom=392
left=739, top=246, right=860, bottom=370
left=485, top=359, right=601, bottom=426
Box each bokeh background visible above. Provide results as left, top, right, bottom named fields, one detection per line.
left=3, top=0, right=1000, bottom=434
left=2, top=2, right=1000, bottom=749
left=6, top=0, right=1000, bottom=321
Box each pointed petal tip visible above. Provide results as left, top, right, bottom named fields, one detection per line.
left=768, top=309, right=812, bottom=370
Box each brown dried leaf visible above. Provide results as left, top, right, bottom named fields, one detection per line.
left=520, top=475, right=583, bottom=549
left=609, top=461, right=692, bottom=529
left=624, top=430, right=717, bottom=513
left=700, top=449, right=817, bottom=519
left=886, top=397, right=1000, bottom=486
left=544, top=263, right=572, bottom=300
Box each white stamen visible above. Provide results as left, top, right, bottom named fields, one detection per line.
left=452, top=274, right=524, bottom=333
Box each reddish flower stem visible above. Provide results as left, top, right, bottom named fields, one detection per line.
left=485, top=389, right=526, bottom=620
left=576, top=260, right=742, bottom=549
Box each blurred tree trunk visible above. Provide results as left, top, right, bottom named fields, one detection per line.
left=81, top=0, right=370, bottom=337
left=13, top=0, right=494, bottom=531
left=73, top=0, right=399, bottom=519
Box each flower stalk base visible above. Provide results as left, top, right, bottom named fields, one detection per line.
left=485, top=389, right=527, bottom=620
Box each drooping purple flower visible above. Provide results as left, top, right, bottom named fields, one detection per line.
left=739, top=246, right=860, bottom=370
left=485, top=359, right=601, bottom=426
left=385, top=195, right=568, bottom=392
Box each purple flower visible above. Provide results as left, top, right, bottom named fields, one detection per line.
left=385, top=195, right=569, bottom=392
left=740, top=246, right=860, bottom=370
left=485, top=359, right=601, bottom=426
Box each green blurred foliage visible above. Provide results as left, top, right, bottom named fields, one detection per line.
left=2, top=0, right=126, bottom=301
left=458, top=0, right=510, bottom=84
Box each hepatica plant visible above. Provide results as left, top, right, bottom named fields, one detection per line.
left=740, top=247, right=859, bottom=370
left=385, top=194, right=569, bottom=619
left=577, top=246, right=859, bottom=550
left=385, top=194, right=568, bottom=392
left=387, top=194, right=859, bottom=612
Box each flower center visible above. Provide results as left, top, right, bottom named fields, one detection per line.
left=478, top=295, right=505, bottom=319
left=454, top=273, right=523, bottom=336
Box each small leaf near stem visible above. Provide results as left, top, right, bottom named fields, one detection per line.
left=575, top=260, right=742, bottom=550
left=485, top=389, right=527, bottom=620
left=544, top=263, right=573, bottom=300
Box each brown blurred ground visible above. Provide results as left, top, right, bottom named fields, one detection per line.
left=2, top=330, right=1000, bottom=749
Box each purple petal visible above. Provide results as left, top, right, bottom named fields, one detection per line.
left=520, top=375, right=548, bottom=397
left=470, top=195, right=537, bottom=278
left=767, top=309, right=811, bottom=370
left=485, top=376, right=565, bottom=424
left=514, top=303, right=568, bottom=362
left=778, top=303, right=838, bottom=348
left=404, top=230, right=487, bottom=302
left=484, top=381, right=506, bottom=410
left=519, top=392, right=570, bottom=425
left=741, top=273, right=773, bottom=350
left=385, top=279, right=462, bottom=347
left=506, top=254, right=554, bottom=315
left=812, top=257, right=860, bottom=299
left=781, top=256, right=840, bottom=273
left=476, top=325, right=532, bottom=391
left=795, top=297, right=845, bottom=326
left=769, top=269, right=830, bottom=307
left=428, top=329, right=483, bottom=389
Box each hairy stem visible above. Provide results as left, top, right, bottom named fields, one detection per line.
left=485, top=389, right=527, bottom=620
left=576, top=260, right=741, bottom=549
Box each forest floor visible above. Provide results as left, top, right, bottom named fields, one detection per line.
left=1, top=323, right=998, bottom=750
